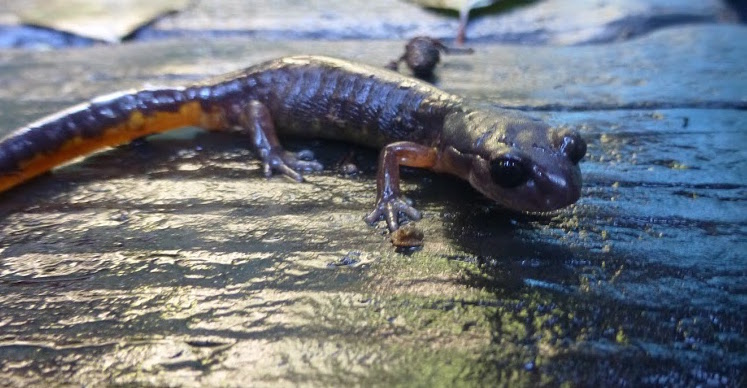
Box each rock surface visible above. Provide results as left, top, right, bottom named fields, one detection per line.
left=0, top=25, right=745, bottom=386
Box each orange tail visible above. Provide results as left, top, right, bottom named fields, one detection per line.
left=0, top=88, right=226, bottom=193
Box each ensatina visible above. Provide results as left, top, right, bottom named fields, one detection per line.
left=0, top=55, right=586, bottom=231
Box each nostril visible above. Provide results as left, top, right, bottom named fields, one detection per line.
left=560, top=133, right=587, bottom=164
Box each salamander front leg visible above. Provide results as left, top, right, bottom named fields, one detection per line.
left=237, top=100, right=323, bottom=182
left=365, top=141, right=438, bottom=231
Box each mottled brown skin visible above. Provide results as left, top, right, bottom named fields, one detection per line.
left=0, top=55, right=586, bottom=231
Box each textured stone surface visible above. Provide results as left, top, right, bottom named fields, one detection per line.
left=0, top=26, right=745, bottom=386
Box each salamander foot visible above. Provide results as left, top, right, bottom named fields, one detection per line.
left=237, top=100, right=323, bottom=181
left=365, top=195, right=422, bottom=231
left=261, top=148, right=323, bottom=182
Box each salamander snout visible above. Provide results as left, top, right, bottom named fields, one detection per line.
left=466, top=127, right=587, bottom=213
left=445, top=110, right=587, bottom=214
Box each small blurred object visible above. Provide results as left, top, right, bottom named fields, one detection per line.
left=386, top=36, right=474, bottom=78
left=390, top=223, right=425, bottom=247
left=404, top=0, right=499, bottom=44
left=8, top=0, right=189, bottom=42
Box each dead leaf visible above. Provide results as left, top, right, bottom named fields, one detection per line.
left=9, top=0, right=189, bottom=43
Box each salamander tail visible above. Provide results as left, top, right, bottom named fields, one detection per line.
left=0, top=88, right=214, bottom=193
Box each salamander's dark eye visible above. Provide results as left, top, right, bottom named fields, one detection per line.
left=490, top=156, right=529, bottom=188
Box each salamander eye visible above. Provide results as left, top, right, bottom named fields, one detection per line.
left=490, top=156, right=529, bottom=188
left=560, top=132, right=587, bottom=164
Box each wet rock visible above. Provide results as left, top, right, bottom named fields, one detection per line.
left=0, top=25, right=744, bottom=386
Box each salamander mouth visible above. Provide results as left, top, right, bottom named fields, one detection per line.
left=519, top=208, right=566, bottom=217
left=523, top=166, right=583, bottom=212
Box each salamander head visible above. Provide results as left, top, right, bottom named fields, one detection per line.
left=443, top=109, right=586, bottom=212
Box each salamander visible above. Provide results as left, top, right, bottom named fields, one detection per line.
left=0, top=55, right=586, bottom=231
left=387, top=37, right=474, bottom=78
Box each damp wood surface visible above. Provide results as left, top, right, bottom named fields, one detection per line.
left=0, top=26, right=745, bottom=386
